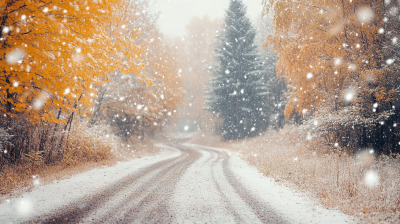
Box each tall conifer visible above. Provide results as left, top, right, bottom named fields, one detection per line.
left=206, top=0, right=268, bottom=139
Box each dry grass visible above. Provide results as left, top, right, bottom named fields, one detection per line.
left=0, top=121, right=157, bottom=201
left=191, top=126, right=400, bottom=223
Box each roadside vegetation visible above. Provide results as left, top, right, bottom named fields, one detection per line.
left=189, top=1, right=400, bottom=222
left=192, top=127, right=400, bottom=223
left=0, top=0, right=181, bottom=197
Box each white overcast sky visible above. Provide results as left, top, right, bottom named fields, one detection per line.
left=150, top=0, right=264, bottom=37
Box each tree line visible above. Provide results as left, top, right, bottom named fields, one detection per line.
left=0, top=0, right=183, bottom=165
left=206, top=0, right=400, bottom=155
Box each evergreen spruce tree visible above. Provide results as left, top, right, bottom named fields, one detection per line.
left=205, top=0, right=269, bottom=140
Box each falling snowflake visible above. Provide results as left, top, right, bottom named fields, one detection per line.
left=386, top=59, right=395, bottom=65
left=334, top=58, right=342, bottom=66
left=306, top=132, right=312, bottom=141
left=365, top=170, right=379, bottom=187
left=345, top=93, right=353, bottom=101
left=6, top=49, right=25, bottom=65
left=2, top=26, right=9, bottom=34
left=356, top=7, right=374, bottom=23
left=33, top=99, right=44, bottom=109
left=64, top=88, right=70, bottom=95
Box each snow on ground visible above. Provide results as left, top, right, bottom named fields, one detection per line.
left=0, top=145, right=180, bottom=223
left=171, top=147, right=265, bottom=223
left=183, top=143, right=357, bottom=223
left=0, top=141, right=356, bottom=223
left=229, top=156, right=356, bottom=223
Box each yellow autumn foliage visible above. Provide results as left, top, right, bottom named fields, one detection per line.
left=0, top=0, right=145, bottom=123
left=263, top=0, right=400, bottom=119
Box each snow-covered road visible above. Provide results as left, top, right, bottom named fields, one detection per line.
left=0, top=142, right=355, bottom=223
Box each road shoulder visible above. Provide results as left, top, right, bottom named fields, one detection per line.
left=0, top=145, right=180, bottom=223
left=183, top=143, right=357, bottom=223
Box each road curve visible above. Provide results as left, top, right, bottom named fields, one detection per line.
left=25, top=143, right=286, bottom=224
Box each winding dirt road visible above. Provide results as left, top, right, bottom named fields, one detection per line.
left=0, top=141, right=354, bottom=224
left=24, top=143, right=285, bottom=224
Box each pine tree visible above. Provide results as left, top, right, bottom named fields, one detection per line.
left=205, top=0, right=268, bottom=140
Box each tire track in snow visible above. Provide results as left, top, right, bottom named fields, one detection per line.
left=92, top=144, right=201, bottom=223
left=26, top=143, right=286, bottom=224
left=26, top=146, right=200, bottom=224
left=197, top=145, right=287, bottom=223
left=170, top=144, right=285, bottom=223
left=210, top=150, right=245, bottom=223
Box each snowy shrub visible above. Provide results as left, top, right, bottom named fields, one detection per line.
left=298, top=101, right=399, bottom=156
left=65, top=121, right=117, bottom=164
left=0, top=117, right=122, bottom=195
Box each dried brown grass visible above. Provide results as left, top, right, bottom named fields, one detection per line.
left=0, top=120, right=156, bottom=200
left=191, top=126, right=400, bottom=223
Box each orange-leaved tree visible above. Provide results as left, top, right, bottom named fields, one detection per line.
left=264, top=0, right=399, bottom=117
left=90, top=1, right=183, bottom=139
left=105, top=0, right=148, bottom=83
left=105, top=29, right=184, bottom=139
left=0, top=0, right=138, bottom=124
left=263, top=0, right=400, bottom=152
left=89, top=0, right=149, bottom=124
